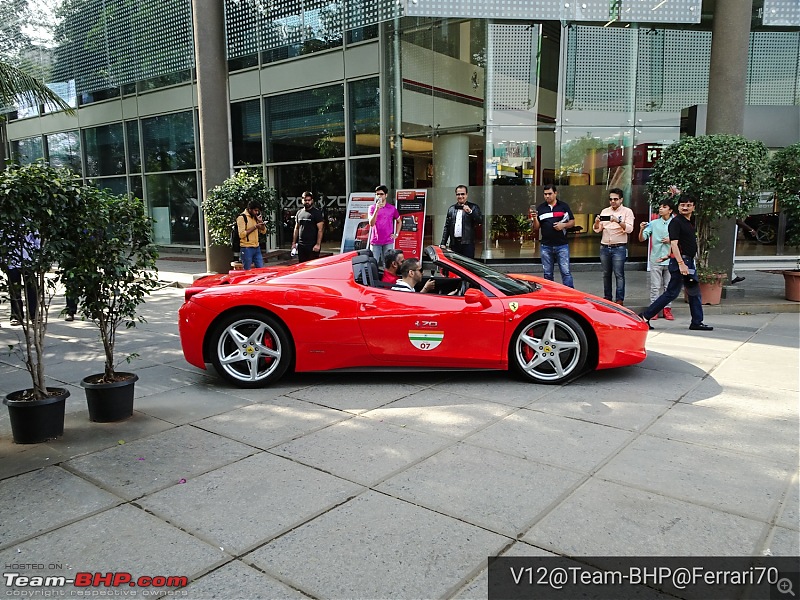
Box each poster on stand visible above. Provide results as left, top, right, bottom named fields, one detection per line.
left=394, top=189, right=427, bottom=259
left=340, top=192, right=377, bottom=253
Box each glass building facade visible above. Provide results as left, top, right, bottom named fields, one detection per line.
left=4, top=0, right=799, bottom=262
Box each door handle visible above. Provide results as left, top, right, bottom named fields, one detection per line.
left=362, top=303, right=377, bottom=311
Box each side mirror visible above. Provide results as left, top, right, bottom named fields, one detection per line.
left=464, top=288, right=491, bottom=308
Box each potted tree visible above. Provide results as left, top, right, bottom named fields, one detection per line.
left=647, top=134, right=770, bottom=304
left=201, top=169, right=278, bottom=272
left=769, top=142, right=800, bottom=301
left=0, top=163, right=83, bottom=443
left=63, top=187, right=160, bottom=422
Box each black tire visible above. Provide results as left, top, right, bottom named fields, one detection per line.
left=755, top=223, right=776, bottom=244
left=209, top=311, right=292, bottom=388
left=510, top=311, right=588, bottom=384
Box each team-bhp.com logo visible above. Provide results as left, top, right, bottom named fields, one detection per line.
left=5, top=571, right=188, bottom=590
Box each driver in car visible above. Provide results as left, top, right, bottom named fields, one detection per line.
left=391, top=258, right=435, bottom=293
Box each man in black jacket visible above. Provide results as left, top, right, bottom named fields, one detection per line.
left=440, top=185, right=482, bottom=258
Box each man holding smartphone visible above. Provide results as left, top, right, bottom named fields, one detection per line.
left=593, top=187, right=634, bottom=305
left=532, top=184, right=575, bottom=288
left=440, top=185, right=482, bottom=258
left=368, top=184, right=401, bottom=265
left=238, top=200, right=267, bottom=270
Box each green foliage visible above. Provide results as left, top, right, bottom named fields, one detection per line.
left=647, top=134, right=770, bottom=269
left=202, top=170, right=278, bottom=246
left=0, top=60, right=74, bottom=115
left=0, top=162, right=83, bottom=399
left=62, top=187, right=160, bottom=382
left=769, top=142, right=800, bottom=249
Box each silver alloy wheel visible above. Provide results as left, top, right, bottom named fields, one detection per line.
left=514, top=315, right=585, bottom=383
left=215, top=317, right=283, bottom=383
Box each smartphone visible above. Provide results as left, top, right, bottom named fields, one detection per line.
left=599, top=215, right=612, bottom=221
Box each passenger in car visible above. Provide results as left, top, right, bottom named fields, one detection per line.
left=381, top=249, right=404, bottom=284
left=391, top=258, right=435, bottom=293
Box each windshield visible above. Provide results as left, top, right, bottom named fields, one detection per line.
left=444, top=250, right=537, bottom=296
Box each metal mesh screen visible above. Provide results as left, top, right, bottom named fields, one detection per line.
left=51, top=0, right=194, bottom=94
left=762, top=0, right=800, bottom=26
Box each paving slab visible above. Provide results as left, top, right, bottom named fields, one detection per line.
left=270, top=417, right=453, bottom=486
left=133, top=383, right=253, bottom=425
left=465, top=409, right=633, bottom=473
left=768, top=526, right=800, bottom=556
left=0, top=466, right=120, bottom=550
left=644, top=402, right=799, bottom=463
left=247, top=490, right=509, bottom=600
left=183, top=560, right=309, bottom=599
left=596, top=434, right=794, bottom=521
left=133, top=363, right=211, bottom=398
left=193, top=374, right=319, bottom=404
left=679, top=379, right=799, bottom=421
left=776, top=472, right=799, bottom=530
left=0, top=504, right=223, bottom=589
left=65, top=425, right=255, bottom=499
left=194, top=397, right=354, bottom=450
left=428, top=372, right=554, bottom=408
left=523, top=479, right=765, bottom=556
left=531, top=369, right=683, bottom=431
left=285, top=377, right=428, bottom=414
left=710, top=360, right=799, bottom=391
left=377, top=442, right=584, bottom=537
left=361, top=389, right=515, bottom=438
left=141, top=452, right=364, bottom=554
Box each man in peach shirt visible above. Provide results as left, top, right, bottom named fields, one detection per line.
left=593, top=187, right=635, bottom=305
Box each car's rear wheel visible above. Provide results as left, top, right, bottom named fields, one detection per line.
left=511, top=312, right=588, bottom=384
left=755, top=222, right=776, bottom=244
left=209, top=311, right=292, bottom=388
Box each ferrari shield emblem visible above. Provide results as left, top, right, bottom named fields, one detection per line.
left=509, top=302, right=519, bottom=312
left=408, top=330, right=444, bottom=350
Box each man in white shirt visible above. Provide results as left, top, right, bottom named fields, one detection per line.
left=391, top=258, right=435, bottom=293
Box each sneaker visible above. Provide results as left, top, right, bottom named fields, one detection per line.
left=65, top=314, right=74, bottom=322
left=731, top=276, right=745, bottom=284
left=689, top=323, right=713, bottom=331
left=662, top=307, right=674, bottom=320
left=651, top=313, right=659, bottom=321
left=9, top=318, right=21, bottom=326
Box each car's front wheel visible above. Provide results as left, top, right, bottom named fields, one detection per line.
left=209, top=311, right=292, bottom=388
left=510, top=311, right=588, bottom=384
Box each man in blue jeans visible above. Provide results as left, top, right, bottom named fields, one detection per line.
left=238, top=200, right=267, bottom=270
left=638, top=193, right=713, bottom=331
left=532, top=184, right=575, bottom=288
left=592, top=187, right=634, bottom=305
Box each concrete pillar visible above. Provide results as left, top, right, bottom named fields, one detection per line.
left=432, top=134, right=469, bottom=244
left=706, top=0, right=753, bottom=279
left=192, top=0, right=233, bottom=273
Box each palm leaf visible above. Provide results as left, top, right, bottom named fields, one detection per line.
left=0, top=61, right=74, bottom=115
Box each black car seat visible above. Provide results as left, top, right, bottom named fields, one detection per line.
left=352, top=254, right=381, bottom=287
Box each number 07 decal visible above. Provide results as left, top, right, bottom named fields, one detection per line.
left=408, top=330, right=444, bottom=350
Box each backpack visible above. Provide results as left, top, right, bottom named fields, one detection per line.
left=230, top=213, right=247, bottom=253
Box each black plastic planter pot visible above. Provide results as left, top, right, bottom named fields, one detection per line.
left=81, top=373, right=138, bottom=422
left=4, top=389, right=69, bottom=444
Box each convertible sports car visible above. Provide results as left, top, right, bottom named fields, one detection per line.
left=178, top=246, right=648, bottom=388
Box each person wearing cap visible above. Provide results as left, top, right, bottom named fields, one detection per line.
left=593, top=187, right=634, bottom=305
left=238, top=200, right=267, bottom=269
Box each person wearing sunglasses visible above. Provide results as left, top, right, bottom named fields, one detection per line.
left=593, top=187, right=634, bottom=305
left=391, top=258, right=435, bottom=293
left=440, top=185, right=482, bottom=258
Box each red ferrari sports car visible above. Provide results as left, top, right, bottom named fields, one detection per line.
left=178, top=246, right=648, bottom=388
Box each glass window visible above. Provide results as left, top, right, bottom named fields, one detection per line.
left=231, top=100, right=263, bottom=165
left=346, top=25, right=378, bottom=44
left=11, top=137, right=44, bottom=164
left=84, top=123, right=125, bottom=177
left=274, top=160, right=345, bottom=249
left=145, top=173, right=200, bottom=245
left=266, top=84, right=345, bottom=161
left=89, top=177, right=128, bottom=196
left=142, top=112, right=196, bottom=172
left=46, top=131, right=82, bottom=175
left=78, top=87, right=120, bottom=106
left=137, top=70, right=192, bottom=93
left=349, top=78, right=380, bottom=156
left=350, top=157, right=380, bottom=192
left=126, top=120, right=141, bottom=173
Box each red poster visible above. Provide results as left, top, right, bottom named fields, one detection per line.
left=394, top=189, right=427, bottom=259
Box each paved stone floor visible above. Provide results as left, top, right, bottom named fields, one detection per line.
left=0, top=273, right=798, bottom=599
